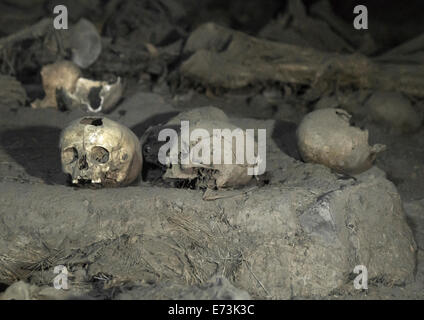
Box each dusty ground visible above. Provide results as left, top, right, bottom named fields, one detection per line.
left=0, top=85, right=423, bottom=299
left=0, top=0, right=423, bottom=300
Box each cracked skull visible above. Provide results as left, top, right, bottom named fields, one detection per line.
left=60, top=117, right=142, bottom=187
left=162, top=117, right=258, bottom=189
left=297, top=108, right=386, bottom=174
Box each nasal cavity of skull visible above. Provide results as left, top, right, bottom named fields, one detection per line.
left=63, top=147, right=78, bottom=164
left=80, top=117, right=103, bottom=126
left=91, top=146, right=109, bottom=163
left=88, top=86, right=103, bottom=111
left=79, top=154, right=88, bottom=170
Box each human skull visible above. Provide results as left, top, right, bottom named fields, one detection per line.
left=31, top=60, right=123, bottom=113
left=162, top=116, right=257, bottom=189
left=166, top=106, right=230, bottom=124
left=366, top=91, right=422, bottom=133
left=60, top=117, right=142, bottom=187
left=57, top=77, right=124, bottom=113
left=297, top=108, right=386, bottom=174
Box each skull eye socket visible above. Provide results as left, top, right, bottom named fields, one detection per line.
left=91, top=146, right=109, bottom=164
left=62, top=147, right=78, bottom=164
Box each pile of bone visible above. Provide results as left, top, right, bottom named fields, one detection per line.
left=59, top=106, right=385, bottom=188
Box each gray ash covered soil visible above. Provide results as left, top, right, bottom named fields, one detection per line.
left=0, top=0, right=423, bottom=299
left=0, top=89, right=423, bottom=300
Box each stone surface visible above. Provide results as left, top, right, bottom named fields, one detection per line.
left=0, top=105, right=417, bottom=298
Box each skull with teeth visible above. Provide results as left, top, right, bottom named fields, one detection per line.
left=60, top=117, right=142, bottom=187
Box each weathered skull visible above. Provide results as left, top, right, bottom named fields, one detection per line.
left=297, top=108, right=386, bottom=174
left=162, top=112, right=259, bottom=189
left=57, top=77, right=124, bottom=113
left=31, top=60, right=123, bottom=113
left=60, top=117, right=142, bottom=187
left=166, top=106, right=230, bottom=124
left=366, top=91, right=422, bottom=133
